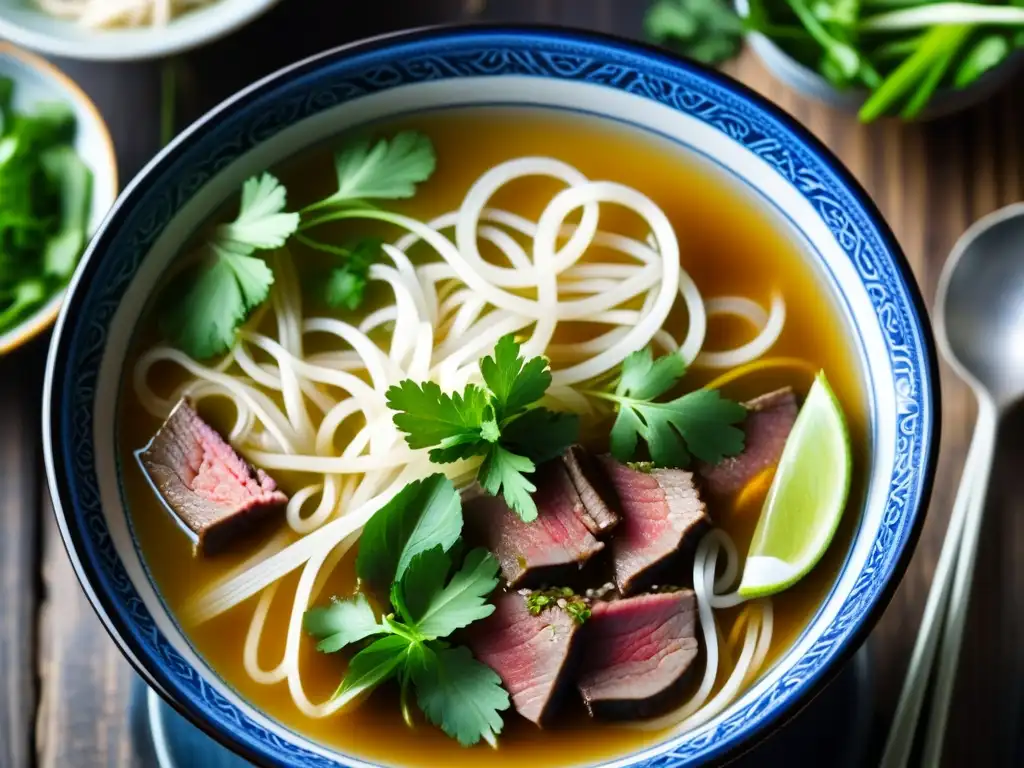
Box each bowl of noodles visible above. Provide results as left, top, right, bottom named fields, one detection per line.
left=42, top=24, right=939, bottom=768
left=0, top=0, right=282, bottom=60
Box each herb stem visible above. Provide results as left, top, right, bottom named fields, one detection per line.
left=900, top=25, right=972, bottom=118
left=860, top=4, right=1024, bottom=31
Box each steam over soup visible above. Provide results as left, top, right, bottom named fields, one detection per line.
left=118, top=108, right=866, bottom=768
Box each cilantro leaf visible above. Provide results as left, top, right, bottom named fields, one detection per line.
left=159, top=250, right=274, bottom=359
left=40, top=146, right=91, bottom=279
left=335, top=634, right=411, bottom=704
left=324, top=238, right=381, bottom=311
left=213, top=173, right=299, bottom=253
left=303, top=593, right=385, bottom=653
left=479, top=445, right=538, bottom=522
left=386, top=380, right=493, bottom=461
left=393, top=546, right=451, bottom=625
left=407, top=548, right=499, bottom=638
left=356, top=474, right=462, bottom=588
left=607, top=350, right=746, bottom=467
left=645, top=0, right=745, bottom=66
left=501, top=407, right=580, bottom=463
left=316, top=131, right=436, bottom=209
left=479, top=334, right=551, bottom=420
left=411, top=644, right=509, bottom=747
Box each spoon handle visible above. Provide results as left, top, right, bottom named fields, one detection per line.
left=920, top=399, right=999, bottom=766
left=878, top=405, right=991, bottom=768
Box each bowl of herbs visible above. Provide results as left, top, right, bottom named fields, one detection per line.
left=645, top=0, right=1024, bottom=121
left=0, top=44, right=117, bottom=356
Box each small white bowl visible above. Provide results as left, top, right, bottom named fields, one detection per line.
left=0, top=0, right=282, bottom=61
left=0, top=43, right=117, bottom=356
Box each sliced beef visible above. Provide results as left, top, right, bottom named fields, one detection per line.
left=598, top=458, right=709, bottom=595
left=698, top=387, right=800, bottom=501
left=137, top=397, right=288, bottom=556
left=578, top=590, right=699, bottom=720
left=562, top=445, right=620, bottom=535
left=466, top=592, right=583, bottom=726
left=466, top=460, right=604, bottom=588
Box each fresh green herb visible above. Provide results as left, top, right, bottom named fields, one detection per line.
left=525, top=587, right=592, bottom=625
left=626, top=461, right=656, bottom=473
left=304, top=473, right=509, bottom=747
left=644, top=0, right=746, bottom=64
left=953, top=33, right=1011, bottom=87
left=0, top=78, right=92, bottom=335
left=387, top=334, right=579, bottom=522
left=159, top=131, right=436, bottom=356
left=158, top=174, right=298, bottom=358
left=588, top=347, right=746, bottom=468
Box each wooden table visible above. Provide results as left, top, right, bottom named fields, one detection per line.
left=1, top=1, right=1021, bottom=766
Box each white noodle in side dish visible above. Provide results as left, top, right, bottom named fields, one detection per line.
left=35, top=0, right=214, bottom=28
left=134, top=154, right=783, bottom=735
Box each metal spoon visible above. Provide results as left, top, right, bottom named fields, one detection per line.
left=881, top=202, right=1024, bottom=768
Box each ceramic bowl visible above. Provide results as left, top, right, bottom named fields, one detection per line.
left=735, top=0, right=1024, bottom=120
left=0, top=0, right=282, bottom=61
left=42, top=25, right=940, bottom=768
left=0, top=43, right=116, bottom=356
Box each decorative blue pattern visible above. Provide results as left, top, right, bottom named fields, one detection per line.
left=48, top=28, right=936, bottom=768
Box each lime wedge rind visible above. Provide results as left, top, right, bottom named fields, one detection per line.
left=737, top=370, right=852, bottom=600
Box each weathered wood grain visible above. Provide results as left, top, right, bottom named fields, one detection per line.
left=0, top=343, right=43, bottom=768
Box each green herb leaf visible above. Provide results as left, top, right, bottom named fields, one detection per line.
left=386, top=380, right=493, bottom=462
left=953, top=33, right=1011, bottom=89
left=479, top=334, right=551, bottom=420
left=213, top=174, right=299, bottom=253
left=0, top=279, right=45, bottom=329
left=394, top=546, right=452, bottom=625
left=356, top=474, right=463, bottom=588
left=324, top=238, right=381, bottom=311
left=606, top=348, right=745, bottom=467
left=500, top=407, right=580, bottom=463
left=407, top=548, right=500, bottom=638
left=335, top=634, right=411, bottom=704
left=303, top=593, right=386, bottom=653
left=159, top=250, right=274, bottom=359
left=39, top=146, right=91, bottom=279
left=410, top=644, right=509, bottom=747
left=645, top=0, right=745, bottom=65
left=479, top=444, right=538, bottom=522
left=318, top=131, right=436, bottom=209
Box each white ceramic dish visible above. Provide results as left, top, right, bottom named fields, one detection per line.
left=0, top=43, right=116, bottom=356
left=0, top=0, right=282, bottom=61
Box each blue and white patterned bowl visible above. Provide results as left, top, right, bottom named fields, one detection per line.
left=42, top=25, right=939, bottom=768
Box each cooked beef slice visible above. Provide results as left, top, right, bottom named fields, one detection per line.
left=598, top=457, right=709, bottom=595
left=465, top=592, right=583, bottom=726
left=561, top=445, right=620, bottom=535
left=137, top=397, right=288, bottom=555
left=698, top=387, right=799, bottom=501
left=577, top=590, right=699, bottom=719
left=465, top=460, right=604, bottom=588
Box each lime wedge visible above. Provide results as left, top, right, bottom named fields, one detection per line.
left=737, top=371, right=852, bottom=600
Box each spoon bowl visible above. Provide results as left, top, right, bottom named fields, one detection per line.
left=937, top=202, right=1024, bottom=409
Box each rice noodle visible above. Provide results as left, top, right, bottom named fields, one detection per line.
left=135, top=154, right=785, bottom=729
left=36, top=0, right=214, bottom=28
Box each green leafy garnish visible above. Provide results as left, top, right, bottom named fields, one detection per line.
left=307, top=131, right=436, bottom=211
left=323, top=238, right=381, bottom=311
left=304, top=473, right=509, bottom=747
left=644, top=0, right=745, bottom=64
left=386, top=334, right=580, bottom=521
left=0, top=78, right=93, bottom=336
left=525, top=587, right=592, bottom=625
left=159, top=173, right=298, bottom=359
left=597, top=347, right=746, bottom=468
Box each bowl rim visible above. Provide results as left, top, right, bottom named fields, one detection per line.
left=42, top=21, right=941, bottom=768
left=0, top=0, right=284, bottom=62
left=0, top=41, right=118, bottom=356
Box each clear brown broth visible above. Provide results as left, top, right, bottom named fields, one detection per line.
left=117, top=107, right=868, bottom=768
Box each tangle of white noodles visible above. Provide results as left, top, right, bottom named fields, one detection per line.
left=625, top=529, right=774, bottom=735
left=695, top=290, right=786, bottom=369
left=35, top=0, right=213, bottom=28
left=129, top=155, right=787, bottom=723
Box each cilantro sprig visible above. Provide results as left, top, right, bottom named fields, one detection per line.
left=303, top=474, right=509, bottom=747
left=159, top=132, right=436, bottom=359
left=590, top=347, right=747, bottom=468
left=386, top=335, right=580, bottom=522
